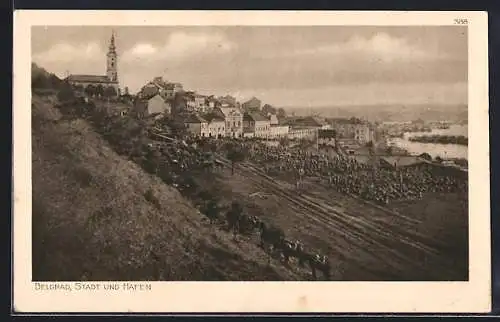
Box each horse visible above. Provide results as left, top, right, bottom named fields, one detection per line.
left=201, top=160, right=214, bottom=173
left=248, top=215, right=262, bottom=229
left=277, top=239, right=304, bottom=265
left=258, top=222, right=286, bottom=263
left=204, top=200, right=221, bottom=225
left=237, top=214, right=261, bottom=235
left=304, top=253, right=331, bottom=280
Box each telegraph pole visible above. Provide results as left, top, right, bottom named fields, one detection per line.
left=316, top=128, right=319, bottom=151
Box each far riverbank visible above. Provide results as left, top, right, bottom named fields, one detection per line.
left=387, top=125, right=468, bottom=160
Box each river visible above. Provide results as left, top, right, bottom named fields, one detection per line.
left=387, top=124, right=468, bottom=160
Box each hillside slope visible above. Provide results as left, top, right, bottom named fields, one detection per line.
left=32, top=94, right=304, bottom=281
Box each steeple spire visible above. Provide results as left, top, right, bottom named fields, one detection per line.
left=109, top=29, right=116, bottom=54
left=106, top=29, right=118, bottom=82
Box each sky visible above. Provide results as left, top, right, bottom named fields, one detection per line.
left=32, top=26, right=467, bottom=108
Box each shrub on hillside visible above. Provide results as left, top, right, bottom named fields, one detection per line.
left=56, top=82, right=76, bottom=103
left=144, top=189, right=161, bottom=210
left=225, top=142, right=248, bottom=175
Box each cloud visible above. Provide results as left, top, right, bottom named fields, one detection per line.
left=129, top=43, right=157, bottom=56
left=251, top=82, right=467, bottom=107
left=33, top=42, right=105, bottom=64
left=267, top=32, right=446, bottom=63
left=121, top=31, right=235, bottom=63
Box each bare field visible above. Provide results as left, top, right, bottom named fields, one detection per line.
left=209, top=160, right=468, bottom=281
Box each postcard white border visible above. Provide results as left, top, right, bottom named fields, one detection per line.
left=13, top=10, right=490, bottom=313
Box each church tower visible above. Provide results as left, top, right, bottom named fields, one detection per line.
left=106, top=31, right=118, bottom=82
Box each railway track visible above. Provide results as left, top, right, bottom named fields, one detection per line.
left=215, top=155, right=458, bottom=280
left=246, top=160, right=444, bottom=250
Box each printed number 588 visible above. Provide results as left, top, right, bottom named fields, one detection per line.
left=454, top=19, right=468, bottom=25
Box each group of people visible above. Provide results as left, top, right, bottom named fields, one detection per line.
left=202, top=200, right=331, bottom=280
left=236, top=140, right=467, bottom=205
left=135, top=135, right=332, bottom=280
left=75, top=102, right=333, bottom=279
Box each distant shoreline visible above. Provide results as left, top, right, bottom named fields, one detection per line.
left=283, top=104, right=468, bottom=123
left=408, top=135, right=468, bottom=146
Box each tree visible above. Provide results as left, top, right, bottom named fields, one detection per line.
left=419, top=152, right=433, bottom=162
left=124, top=86, right=130, bottom=96
left=435, top=156, right=443, bottom=163
left=85, top=84, right=96, bottom=97
left=32, top=74, right=49, bottom=89
left=57, top=81, right=75, bottom=102
left=95, top=84, right=104, bottom=98
left=104, top=86, right=118, bottom=100
left=226, top=144, right=247, bottom=175
left=385, top=146, right=393, bottom=156
left=166, top=116, right=187, bottom=137
left=262, top=104, right=276, bottom=116
left=31, top=69, right=63, bottom=91
left=277, top=108, right=286, bottom=119
left=49, top=74, right=63, bottom=89
left=72, top=84, right=84, bottom=93
left=172, top=91, right=187, bottom=115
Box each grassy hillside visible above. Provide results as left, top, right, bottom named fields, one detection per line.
left=32, top=94, right=303, bottom=281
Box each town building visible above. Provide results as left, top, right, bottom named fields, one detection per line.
left=288, top=128, right=318, bottom=140
left=65, top=31, right=120, bottom=97
left=204, top=113, right=226, bottom=138
left=268, top=114, right=279, bottom=126
left=213, top=106, right=244, bottom=138
left=330, top=118, right=374, bottom=144
left=206, top=96, right=220, bottom=110
left=194, top=94, right=207, bottom=113
left=268, top=125, right=290, bottom=139
left=184, top=91, right=197, bottom=112
left=318, top=129, right=337, bottom=147
left=133, top=93, right=171, bottom=119
left=183, top=92, right=209, bottom=113
left=241, top=97, right=262, bottom=113
left=218, top=95, right=237, bottom=108
left=243, top=112, right=271, bottom=138
left=184, top=114, right=209, bottom=137
left=138, top=77, right=184, bottom=100
left=285, top=116, right=330, bottom=130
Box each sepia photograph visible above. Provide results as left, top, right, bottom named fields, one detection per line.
left=14, top=11, right=490, bottom=313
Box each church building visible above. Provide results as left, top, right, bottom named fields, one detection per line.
left=65, top=31, right=120, bottom=97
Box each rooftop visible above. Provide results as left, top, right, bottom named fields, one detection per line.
left=243, top=97, right=261, bottom=104
left=329, top=117, right=367, bottom=125
left=216, top=107, right=242, bottom=117
left=203, top=113, right=225, bottom=123
left=184, top=113, right=207, bottom=124
left=66, top=74, right=117, bottom=84
left=284, top=116, right=328, bottom=127
left=140, top=86, right=160, bottom=100
left=244, top=112, right=269, bottom=122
